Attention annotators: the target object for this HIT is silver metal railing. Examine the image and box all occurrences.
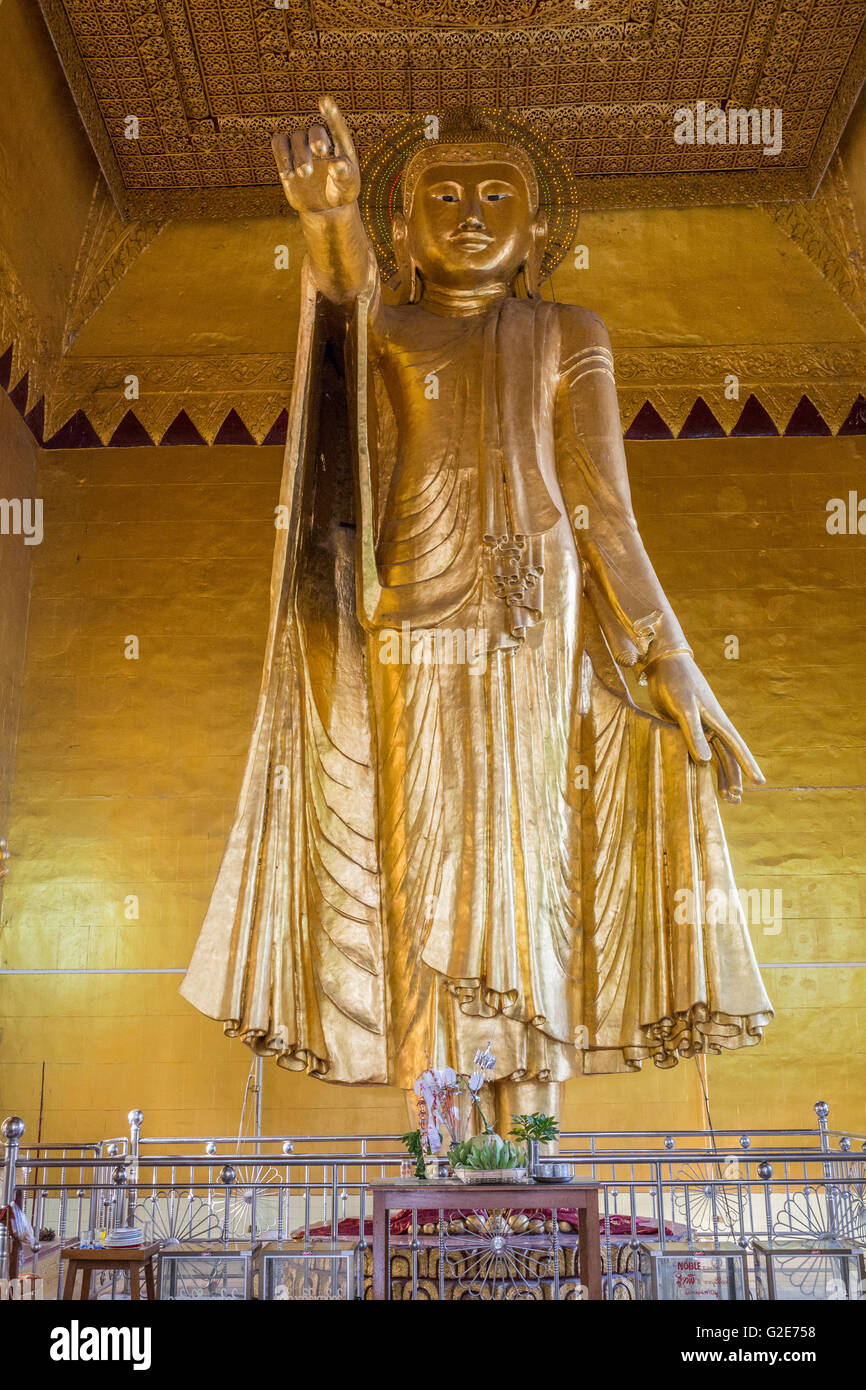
[2,1101,864,1299]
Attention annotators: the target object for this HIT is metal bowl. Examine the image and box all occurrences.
[532,1163,574,1183]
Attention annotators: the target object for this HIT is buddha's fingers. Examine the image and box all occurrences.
[290,130,313,177]
[319,94,358,166]
[271,130,293,183]
[711,738,743,804]
[308,123,333,159]
[679,698,712,764]
[702,706,764,785]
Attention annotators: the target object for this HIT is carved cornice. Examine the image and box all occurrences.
[0,242,54,410]
[766,152,866,330]
[616,342,866,436]
[63,180,167,348]
[0,179,168,419]
[45,353,296,445]
[17,342,863,446]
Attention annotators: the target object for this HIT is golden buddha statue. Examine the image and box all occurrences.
[181,98,772,1129]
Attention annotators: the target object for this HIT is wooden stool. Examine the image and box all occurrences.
[62,1241,160,1300]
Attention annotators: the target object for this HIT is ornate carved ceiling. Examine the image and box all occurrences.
[38,0,866,219]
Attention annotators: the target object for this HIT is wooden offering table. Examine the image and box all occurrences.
[370,1178,602,1301]
[62,1241,160,1300]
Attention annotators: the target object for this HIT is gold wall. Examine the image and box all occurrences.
[631,434,866,1136]
[1,430,863,1141]
[0,0,94,868]
[0,394,38,846]
[0,0,96,351]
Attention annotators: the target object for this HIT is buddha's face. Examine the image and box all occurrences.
[400,158,543,291]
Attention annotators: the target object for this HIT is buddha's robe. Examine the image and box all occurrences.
[181,266,772,1085]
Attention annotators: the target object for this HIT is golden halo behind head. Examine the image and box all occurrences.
[359,108,579,283]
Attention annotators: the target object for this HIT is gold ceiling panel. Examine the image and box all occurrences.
[37,0,866,219]
[283,1,645,30]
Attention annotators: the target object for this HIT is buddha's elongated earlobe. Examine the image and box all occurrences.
[394,245,420,304]
[516,211,548,299]
[514,259,538,299]
[407,259,421,304]
[392,212,421,304]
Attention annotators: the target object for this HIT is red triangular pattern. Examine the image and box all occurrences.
[8,371,29,416]
[160,410,207,446]
[214,408,256,446]
[678,397,726,439]
[25,396,45,445]
[108,411,155,447]
[837,395,866,435]
[0,344,13,393]
[263,409,288,446]
[784,395,831,437]
[731,394,779,437]
[45,411,104,449]
[625,401,674,440]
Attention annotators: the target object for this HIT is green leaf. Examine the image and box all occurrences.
[509,1111,561,1148]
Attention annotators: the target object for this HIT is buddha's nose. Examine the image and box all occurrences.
[460,197,485,229]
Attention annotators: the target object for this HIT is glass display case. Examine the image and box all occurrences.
[751,1238,866,1300]
[158,1242,261,1300]
[257,1241,358,1301]
[635,1241,749,1301]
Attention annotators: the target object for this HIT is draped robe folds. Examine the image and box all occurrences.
[180,261,773,1086]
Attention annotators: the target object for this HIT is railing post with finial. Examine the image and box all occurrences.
[126,1109,143,1228]
[814,1100,839,1236]
[1,1117,25,1282]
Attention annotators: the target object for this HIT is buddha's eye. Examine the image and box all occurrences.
[483,192,510,202]
[434,192,459,202]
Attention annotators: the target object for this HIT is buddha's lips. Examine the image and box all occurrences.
[450,231,493,249]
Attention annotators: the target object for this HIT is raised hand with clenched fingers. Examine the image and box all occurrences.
[271,95,361,216]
